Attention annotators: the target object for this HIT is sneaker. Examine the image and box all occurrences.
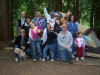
[39,58,42,61]
[33,59,37,61]
[81,57,84,60]
[51,59,54,62]
[72,55,75,58]
[47,56,50,60]
[76,57,79,61]
[42,59,45,61]
[15,58,19,62]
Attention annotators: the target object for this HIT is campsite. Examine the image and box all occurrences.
[0,0,100,75]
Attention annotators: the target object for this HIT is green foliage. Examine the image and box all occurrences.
[12,0,92,37]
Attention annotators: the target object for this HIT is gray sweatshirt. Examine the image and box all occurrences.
[57,30,73,50]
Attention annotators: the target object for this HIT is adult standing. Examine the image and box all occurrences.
[32,11,46,31]
[42,2,56,28]
[16,12,26,35]
[66,15,78,58]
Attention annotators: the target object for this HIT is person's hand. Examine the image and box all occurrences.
[23,47,26,50]
[21,46,26,50]
[42,43,45,45]
[65,46,70,50]
[42,1,45,8]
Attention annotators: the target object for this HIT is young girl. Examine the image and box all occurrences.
[75,32,85,61]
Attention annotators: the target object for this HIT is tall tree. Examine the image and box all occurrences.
[0,0,13,41]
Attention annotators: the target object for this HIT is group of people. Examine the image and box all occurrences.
[14,2,91,64]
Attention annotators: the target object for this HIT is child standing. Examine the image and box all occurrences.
[75,32,85,61]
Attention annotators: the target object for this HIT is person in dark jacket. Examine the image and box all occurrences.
[54,18,62,60]
[42,27,55,61]
[16,12,25,35]
[14,29,29,62]
[21,16,31,38]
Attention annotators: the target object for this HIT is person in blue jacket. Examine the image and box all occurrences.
[66,15,78,58]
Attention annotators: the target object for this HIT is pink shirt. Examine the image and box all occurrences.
[31,22,41,39]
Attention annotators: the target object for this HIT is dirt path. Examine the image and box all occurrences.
[0,49,100,75]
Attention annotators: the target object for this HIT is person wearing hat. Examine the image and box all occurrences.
[57,24,73,64]
[42,1,56,28]
[14,29,29,62]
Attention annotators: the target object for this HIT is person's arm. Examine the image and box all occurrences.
[41,28,47,44]
[67,33,73,47]
[41,19,46,31]
[16,21,19,35]
[29,28,33,40]
[57,34,66,48]
[66,21,69,31]
[75,22,78,32]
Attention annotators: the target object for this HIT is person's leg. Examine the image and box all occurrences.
[31,40,36,60]
[80,47,84,57]
[36,41,42,59]
[14,45,19,61]
[54,38,58,59]
[60,50,67,62]
[14,45,19,58]
[76,47,79,60]
[72,40,75,58]
[49,44,55,60]
[43,44,49,60]
[83,48,85,57]
[67,47,72,60]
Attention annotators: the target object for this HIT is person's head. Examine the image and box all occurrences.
[21,12,25,18]
[78,32,83,38]
[50,27,54,32]
[55,18,61,25]
[26,16,31,24]
[69,15,76,22]
[74,32,79,38]
[50,11,55,19]
[65,11,72,19]
[36,11,41,18]
[46,23,51,29]
[29,22,35,28]
[20,29,25,37]
[61,24,67,32]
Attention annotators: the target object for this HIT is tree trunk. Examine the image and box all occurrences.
[0,0,14,41]
[94,0,100,39]
[76,0,79,22]
[90,0,94,28]
[73,0,76,18]
[66,0,71,12]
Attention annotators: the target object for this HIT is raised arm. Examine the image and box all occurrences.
[42,2,50,20]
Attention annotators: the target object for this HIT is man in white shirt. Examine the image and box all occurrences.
[42,2,56,28]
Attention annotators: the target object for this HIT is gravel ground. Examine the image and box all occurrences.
[0,49,100,75]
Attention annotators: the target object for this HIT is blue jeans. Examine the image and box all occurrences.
[43,44,55,59]
[54,38,60,59]
[31,38,42,59]
[60,47,72,62]
[71,40,74,54]
[83,48,85,57]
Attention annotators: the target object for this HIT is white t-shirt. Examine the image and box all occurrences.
[77,38,84,47]
[44,8,56,28]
